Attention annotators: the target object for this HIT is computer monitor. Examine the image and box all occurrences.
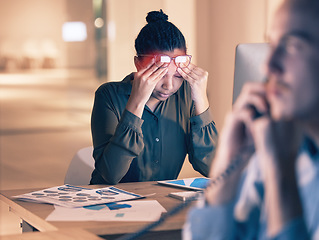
[233,43,270,103]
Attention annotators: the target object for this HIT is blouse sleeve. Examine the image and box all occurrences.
[187,108,218,176]
[91,86,144,184]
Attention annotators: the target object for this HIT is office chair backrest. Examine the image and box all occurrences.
[233,43,270,103]
[64,146,95,185]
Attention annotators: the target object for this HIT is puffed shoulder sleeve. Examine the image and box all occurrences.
[91,84,145,184]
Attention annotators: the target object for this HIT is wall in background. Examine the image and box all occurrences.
[0,0,95,69]
[267,0,285,34]
[64,0,96,68]
[195,0,268,130]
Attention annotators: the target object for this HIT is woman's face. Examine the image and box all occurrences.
[136,48,186,101]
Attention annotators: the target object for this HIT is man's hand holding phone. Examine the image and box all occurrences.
[206,82,269,205]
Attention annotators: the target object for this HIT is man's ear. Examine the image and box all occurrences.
[134,56,142,71]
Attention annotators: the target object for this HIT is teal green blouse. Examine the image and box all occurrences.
[90,73,218,185]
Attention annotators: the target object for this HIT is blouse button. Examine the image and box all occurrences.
[155,137,160,142]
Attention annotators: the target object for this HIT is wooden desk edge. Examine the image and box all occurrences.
[0,228,104,240]
[0,193,57,232]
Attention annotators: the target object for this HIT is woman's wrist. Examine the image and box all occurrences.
[126,97,146,118]
[194,97,210,115]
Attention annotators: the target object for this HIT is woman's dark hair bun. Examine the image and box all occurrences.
[135,8,186,55]
[146,9,168,23]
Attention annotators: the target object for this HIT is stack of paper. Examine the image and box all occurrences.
[13,184,167,222]
[13,184,144,208]
[46,200,167,222]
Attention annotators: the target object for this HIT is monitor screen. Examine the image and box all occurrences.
[233,43,270,103]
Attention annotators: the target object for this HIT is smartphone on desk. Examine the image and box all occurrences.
[168,191,200,202]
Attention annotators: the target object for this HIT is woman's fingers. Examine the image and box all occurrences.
[136,59,167,84]
[178,63,206,81]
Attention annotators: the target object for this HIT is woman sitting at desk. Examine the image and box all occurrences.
[90,10,217,185]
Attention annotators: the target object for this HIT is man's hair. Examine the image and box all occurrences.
[134,9,187,55]
[284,0,319,20]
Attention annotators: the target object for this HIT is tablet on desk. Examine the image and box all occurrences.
[157,177,210,191]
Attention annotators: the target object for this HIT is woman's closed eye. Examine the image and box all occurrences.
[174,75,183,79]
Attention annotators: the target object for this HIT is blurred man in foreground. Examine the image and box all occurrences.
[184,0,319,239]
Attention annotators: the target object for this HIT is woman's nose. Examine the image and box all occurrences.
[161,64,177,90]
[162,76,173,90]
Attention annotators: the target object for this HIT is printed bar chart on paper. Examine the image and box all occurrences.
[13,184,144,208]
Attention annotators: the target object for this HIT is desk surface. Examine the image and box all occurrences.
[0,181,193,237]
[0,228,104,240]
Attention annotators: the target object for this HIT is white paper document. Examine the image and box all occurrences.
[13,185,144,208]
[45,200,166,222]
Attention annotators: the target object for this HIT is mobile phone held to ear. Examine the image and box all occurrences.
[251,106,264,120]
[250,95,270,120]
